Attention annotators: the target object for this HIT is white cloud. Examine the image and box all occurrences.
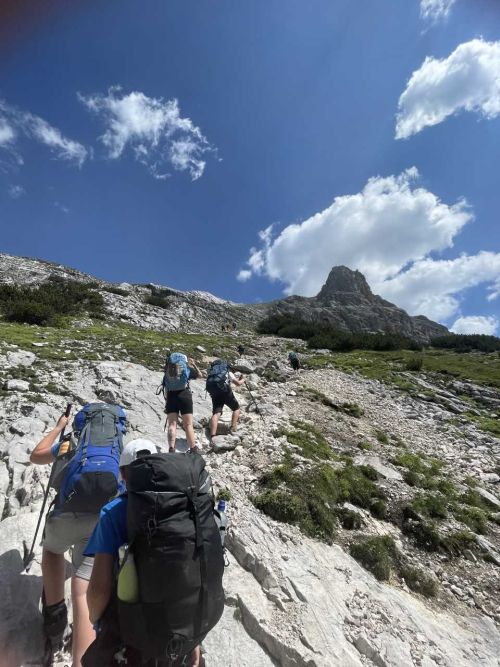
[79,87,214,180]
[0,119,15,146]
[396,39,500,139]
[372,252,500,321]
[237,168,500,323]
[451,315,499,336]
[237,269,252,283]
[8,184,25,198]
[0,100,87,168]
[420,0,456,23]
[26,116,87,166]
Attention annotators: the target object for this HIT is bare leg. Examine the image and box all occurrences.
[42,549,65,605]
[209,412,220,438]
[231,409,240,432]
[181,413,197,449]
[167,413,178,450]
[71,576,95,667]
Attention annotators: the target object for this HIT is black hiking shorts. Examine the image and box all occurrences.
[165,388,193,415]
[210,389,239,415]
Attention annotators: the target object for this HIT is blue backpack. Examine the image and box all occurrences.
[162,352,190,392]
[52,403,126,513]
[206,360,231,394]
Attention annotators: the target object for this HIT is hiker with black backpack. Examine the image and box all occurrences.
[159,350,201,453]
[206,360,245,441]
[82,441,224,666]
[288,350,300,371]
[29,403,127,667]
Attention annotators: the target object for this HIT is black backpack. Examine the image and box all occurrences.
[118,453,225,663]
[205,360,230,394]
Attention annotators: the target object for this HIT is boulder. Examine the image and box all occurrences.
[476,487,500,510]
[211,435,240,452]
[5,351,36,367]
[232,359,256,374]
[4,379,30,393]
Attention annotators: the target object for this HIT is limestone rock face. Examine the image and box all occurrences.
[0,252,447,340]
[263,265,447,341]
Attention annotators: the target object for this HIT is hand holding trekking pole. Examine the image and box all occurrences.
[24,403,72,571]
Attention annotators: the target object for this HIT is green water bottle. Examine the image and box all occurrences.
[117,545,140,603]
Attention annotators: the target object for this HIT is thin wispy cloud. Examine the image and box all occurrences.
[0,99,88,168]
[54,201,70,214]
[420,0,456,23]
[7,184,25,198]
[237,168,500,324]
[79,87,214,180]
[396,39,500,139]
[451,315,498,336]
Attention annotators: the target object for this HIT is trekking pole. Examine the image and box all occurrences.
[24,403,72,572]
[245,383,266,425]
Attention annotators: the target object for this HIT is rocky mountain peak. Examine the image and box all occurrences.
[317,266,373,301]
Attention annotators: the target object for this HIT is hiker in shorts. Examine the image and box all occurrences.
[30,413,96,667]
[163,350,201,453]
[237,344,245,357]
[83,439,205,667]
[207,361,246,440]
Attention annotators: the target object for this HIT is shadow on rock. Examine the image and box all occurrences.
[0,548,45,667]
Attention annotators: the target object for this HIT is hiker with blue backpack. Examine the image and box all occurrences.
[29,403,127,667]
[159,350,201,453]
[82,440,224,666]
[206,360,246,441]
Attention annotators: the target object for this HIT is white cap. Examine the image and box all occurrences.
[119,438,157,467]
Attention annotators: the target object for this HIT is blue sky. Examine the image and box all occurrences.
[0,0,499,334]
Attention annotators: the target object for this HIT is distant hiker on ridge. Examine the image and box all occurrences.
[288,350,300,372]
[159,350,201,453]
[206,360,245,440]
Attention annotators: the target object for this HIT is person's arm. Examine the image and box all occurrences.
[87,553,114,624]
[188,358,201,380]
[231,372,245,387]
[29,414,69,465]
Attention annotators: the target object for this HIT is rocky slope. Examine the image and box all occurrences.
[261,266,448,341]
[0,253,447,340]
[0,327,499,666]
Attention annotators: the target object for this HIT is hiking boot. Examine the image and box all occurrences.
[169,447,176,453]
[188,446,200,454]
[42,598,67,649]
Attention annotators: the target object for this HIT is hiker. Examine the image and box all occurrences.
[206,360,245,440]
[160,350,201,453]
[29,403,126,666]
[237,344,245,357]
[83,440,224,666]
[288,350,300,371]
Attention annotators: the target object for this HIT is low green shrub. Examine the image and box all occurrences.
[217,487,232,502]
[350,535,396,581]
[441,530,477,556]
[400,565,437,597]
[0,279,104,326]
[405,354,424,372]
[374,429,389,444]
[411,493,449,519]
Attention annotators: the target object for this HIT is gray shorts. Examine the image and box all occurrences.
[42,512,97,581]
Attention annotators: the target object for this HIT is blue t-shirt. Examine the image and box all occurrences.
[84,495,128,557]
[51,441,61,457]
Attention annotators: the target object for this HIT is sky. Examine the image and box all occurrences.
[0,0,499,335]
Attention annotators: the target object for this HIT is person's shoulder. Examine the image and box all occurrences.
[100,494,127,519]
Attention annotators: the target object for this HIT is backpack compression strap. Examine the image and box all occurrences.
[185,455,208,640]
